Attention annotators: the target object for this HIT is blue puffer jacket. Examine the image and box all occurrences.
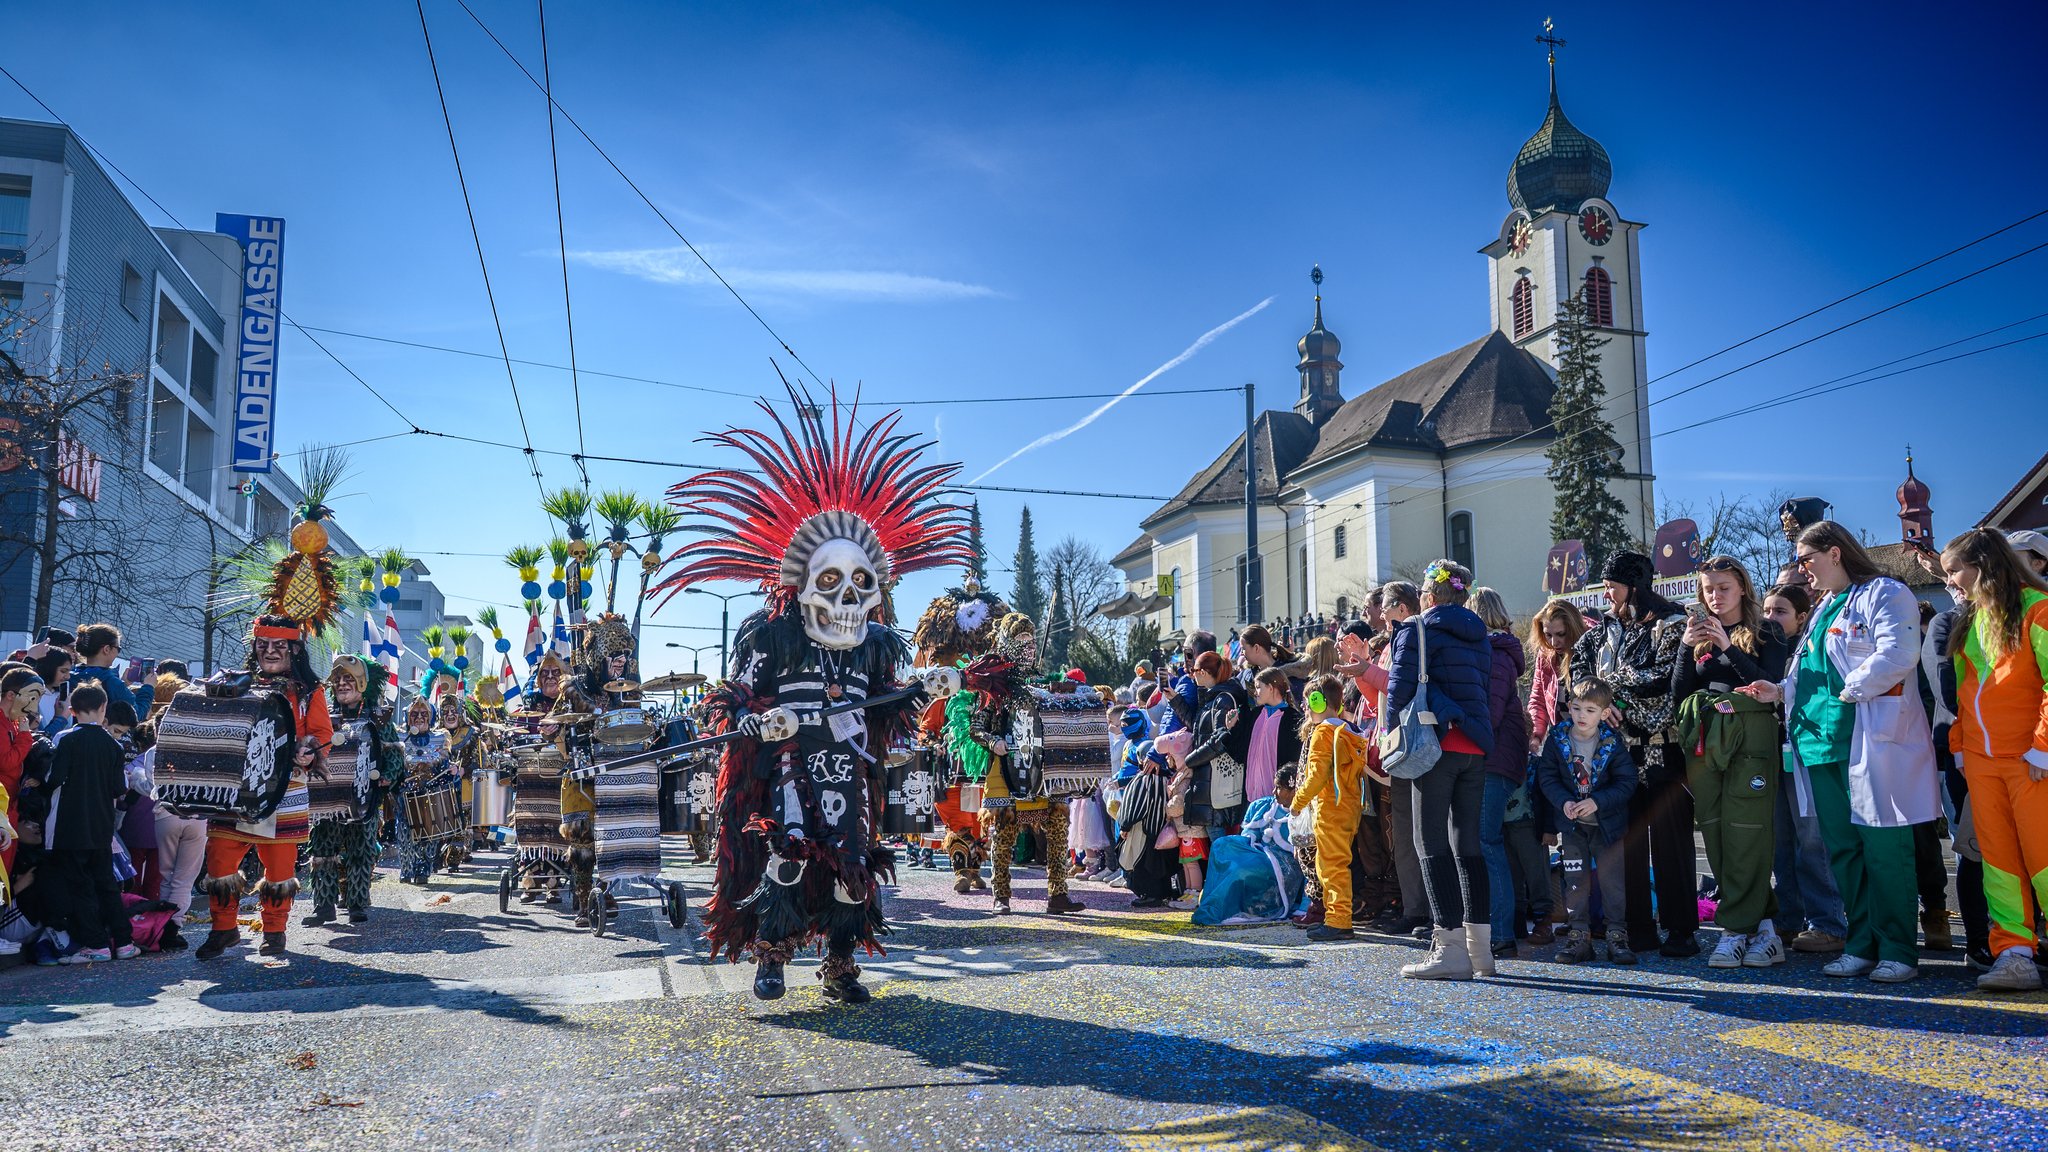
[1386,604,1496,756]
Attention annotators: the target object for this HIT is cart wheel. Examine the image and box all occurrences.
[498,867,514,915]
[665,885,688,930]
[590,887,608,938]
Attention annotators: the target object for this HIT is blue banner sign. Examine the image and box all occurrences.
[216,213,286,474]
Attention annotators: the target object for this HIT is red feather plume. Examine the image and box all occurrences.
[650,384,973,605]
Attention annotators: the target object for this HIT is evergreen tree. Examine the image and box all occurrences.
[1544,288,1634,578]
[967,500,989,585]
[1011,506,1044,622]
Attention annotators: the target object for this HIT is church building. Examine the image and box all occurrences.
[1114,55,1655,631]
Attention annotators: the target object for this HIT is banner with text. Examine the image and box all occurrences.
[216,213,286,474]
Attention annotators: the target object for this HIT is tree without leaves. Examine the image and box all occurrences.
[1011,506,1044,623]
[1043,535,1125,675]
[1660,488,1795,590]
[1544,287,1634,577]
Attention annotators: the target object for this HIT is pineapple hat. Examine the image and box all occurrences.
[264,457,347,637]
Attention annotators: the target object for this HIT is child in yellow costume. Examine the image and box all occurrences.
[1290,674,1368,942]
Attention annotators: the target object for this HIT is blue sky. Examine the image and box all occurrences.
[8,2,2047,666]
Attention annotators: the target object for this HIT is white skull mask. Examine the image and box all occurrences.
[799,536,881,649]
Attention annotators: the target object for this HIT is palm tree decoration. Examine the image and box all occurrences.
[379,547,410,605]
[448,624,473,673]
[546,537,571,603]
[633,500,685,634]
[504,543,544,602]
[595,489,646,612]
[477,605,510,662]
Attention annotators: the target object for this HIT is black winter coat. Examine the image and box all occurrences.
[1386,605,1496,756]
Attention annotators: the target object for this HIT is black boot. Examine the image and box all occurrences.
[753,961,786,1000]
[821,973,872,1004]
[301,903,336,927]
[195,929,241,961]
[258,931,287,957]
[347,905,370,925]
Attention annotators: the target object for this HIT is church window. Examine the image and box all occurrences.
[1333,524,1348,559]
[1584,265,1614,327]
[1449,511,1475,572]
[1511,277,1534,339]
[1170,567,1182,631]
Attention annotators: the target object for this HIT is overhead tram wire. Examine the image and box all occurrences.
[536,0,588,487]
[416,0,551,513]
[0,63,421,435]
[451,0,829,393]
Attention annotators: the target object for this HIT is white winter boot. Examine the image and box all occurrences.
[1466,923,1495,977]
[1399,926,1474,981]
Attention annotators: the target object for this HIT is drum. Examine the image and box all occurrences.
[881,749,939,835]
[404,784,466,842]
[472,767,513,826]
[510,744,570,861]
[595,706,654,746]
[308,717,373,827]
[679,755,717,833]
[155,684,298,821]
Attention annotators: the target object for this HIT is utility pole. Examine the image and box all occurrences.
[1242,382,1264,624]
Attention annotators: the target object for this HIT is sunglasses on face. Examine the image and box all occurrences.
[1794,551,1826,568]
[253,640,292,654]
[1700,558,1744,573]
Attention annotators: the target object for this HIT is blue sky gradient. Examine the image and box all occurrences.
[8,2,2046,660]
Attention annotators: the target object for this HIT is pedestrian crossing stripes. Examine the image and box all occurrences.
[1720,1022,2048,1112]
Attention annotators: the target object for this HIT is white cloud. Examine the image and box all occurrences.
[565,246,997,302]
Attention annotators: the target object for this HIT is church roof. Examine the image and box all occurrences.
[1142,330,1557,528]
[1112,533,1156,568]
[1507,84,1612,214]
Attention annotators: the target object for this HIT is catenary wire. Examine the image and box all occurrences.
[535,0,588,486]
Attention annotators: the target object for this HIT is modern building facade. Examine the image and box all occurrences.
[0,117,434,673]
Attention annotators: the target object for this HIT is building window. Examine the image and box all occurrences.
[0,177,27,256]
[1298,545,1308,609]
[189,337,218,405]
[1511,277,1534,339]
[0,282,21,363]
[155,295,191,388]
[121,264,145,319]
[1169,567,1182,631]
[1449,511,1475,572]
[142,289,227,508]
[149,383,183,475]
[1333,523,1348,559]
[1583,265,1614,327]
[397,598,424,613]
[1335,595,1349,618]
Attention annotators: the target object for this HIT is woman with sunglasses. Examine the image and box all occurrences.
[1739,521,1942,983]
[1940,528,2048,991]
[1673,556,1791,969]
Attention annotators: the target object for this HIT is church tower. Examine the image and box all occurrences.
[1898,448,1934,548]
[1479,25,1654,541]
[1296,265,1343,426]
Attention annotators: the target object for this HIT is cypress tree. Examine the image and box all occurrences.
[1544,288,1634,578]
[967,500,989,584]
[1011,506,1044,622]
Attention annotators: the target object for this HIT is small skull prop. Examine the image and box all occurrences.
[799,537,881,650]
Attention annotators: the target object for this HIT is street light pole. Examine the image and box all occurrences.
[685,587,762,674]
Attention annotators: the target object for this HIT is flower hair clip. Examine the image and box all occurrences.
[1425,565,1466,591]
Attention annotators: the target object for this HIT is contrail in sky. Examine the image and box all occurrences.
[968,296,1275,483]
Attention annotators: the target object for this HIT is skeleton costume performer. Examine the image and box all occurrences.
[961,613,1083,915]
[303,656,403,926]
[913,583,1011,894]
[652,387,972,1003]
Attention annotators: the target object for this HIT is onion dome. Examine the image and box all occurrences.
[1506,78,1611,214]
[1297,265,1340,368]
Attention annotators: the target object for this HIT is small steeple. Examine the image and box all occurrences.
[1508,19,1612,214]
[1898,446,1934,546]
[1296,265,1343,426]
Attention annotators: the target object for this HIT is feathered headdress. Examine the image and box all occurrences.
[650,384,973,612]
[912,584,1011,668]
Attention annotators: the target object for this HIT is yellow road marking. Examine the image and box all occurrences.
[1462,1057,1942,1151]
[1116,1105,1386,1152]
[1721,1022,2048,1112]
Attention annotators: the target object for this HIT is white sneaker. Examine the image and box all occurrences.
[1168,894,1201,911]
[1106,872,1129,889]
[1708,933,1748,968]
[1976,950,2045,992]
[0,938,19,956]
[1869,959,1918,984]
[1822,954,1876,978]
[1742,933,1786,968]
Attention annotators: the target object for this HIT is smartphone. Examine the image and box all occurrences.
[1686,602,1709,621]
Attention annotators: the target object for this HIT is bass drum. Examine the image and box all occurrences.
[881,748,940,836]
[154,684,298,821]
[679,755,717,834]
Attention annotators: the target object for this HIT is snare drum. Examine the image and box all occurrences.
[404,784,466,842]
[594,706,654,746]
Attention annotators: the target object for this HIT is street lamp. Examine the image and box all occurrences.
[684,587,762,672]
[664,641,724,674]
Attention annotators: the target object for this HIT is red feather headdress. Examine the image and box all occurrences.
[650,385,973,608]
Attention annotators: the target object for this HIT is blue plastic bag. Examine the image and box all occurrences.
[1193,835,1303,925]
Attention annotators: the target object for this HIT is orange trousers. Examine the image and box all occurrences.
[205,838,298,933]
[1964,753,2048,956]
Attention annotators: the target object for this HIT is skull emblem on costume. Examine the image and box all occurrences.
[799,536,881,649]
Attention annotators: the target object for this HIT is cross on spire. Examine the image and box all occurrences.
[1537,17,1566,94]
